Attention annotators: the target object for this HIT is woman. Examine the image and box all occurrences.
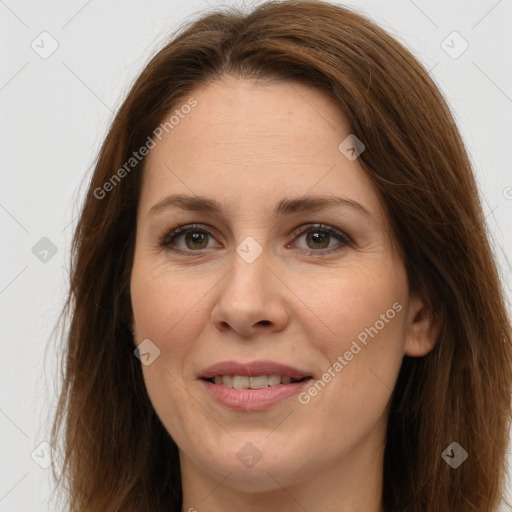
[50,1,512,511]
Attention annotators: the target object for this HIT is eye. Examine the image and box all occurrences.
[159,224,218,255]
[289,223,352,256]
[158,223,352,256]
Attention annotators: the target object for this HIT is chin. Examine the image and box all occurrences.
[205,457,298,493]
[187,440,311,493]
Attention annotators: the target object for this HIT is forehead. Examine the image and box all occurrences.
[139,77,383,223]
[146,77,352,164]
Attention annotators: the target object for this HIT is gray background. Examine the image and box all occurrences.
[1,0,511,510]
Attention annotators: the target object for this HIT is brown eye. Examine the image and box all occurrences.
[160,225,215,253]
[181,231,209,250]
[159,222,352,257]
[290,224,352,256]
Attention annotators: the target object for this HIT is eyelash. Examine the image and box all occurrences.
[157,223,353,257]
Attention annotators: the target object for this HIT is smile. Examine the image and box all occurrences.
[206,374,308,388]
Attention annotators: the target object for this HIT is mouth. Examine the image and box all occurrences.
[201,375,311,388]
[197,361,314,411]
[199,375,313,411]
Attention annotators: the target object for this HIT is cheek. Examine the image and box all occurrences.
[297,274,406,455]
[316,273,406,406]
[293,258,407,357]
[295,261,408,425]
[130,261,208,431]
[130,256,209,344]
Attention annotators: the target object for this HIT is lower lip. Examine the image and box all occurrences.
[200,378,312,411]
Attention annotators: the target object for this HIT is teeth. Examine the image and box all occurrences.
[249,375,268,389]
[267,375,281,386]
[233,376,250,389]
[211,374,300,388]
[222,375,233,387]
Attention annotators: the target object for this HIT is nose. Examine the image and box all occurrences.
[210,249,290,338]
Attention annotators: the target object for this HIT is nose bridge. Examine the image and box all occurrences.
[225,237,271,304]
[211,237,289,334]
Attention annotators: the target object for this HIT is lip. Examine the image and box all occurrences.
[198,360,311,380]
[198,360,313,411]
[200,378,313,411]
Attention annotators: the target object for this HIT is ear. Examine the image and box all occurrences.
[403,293,441,357]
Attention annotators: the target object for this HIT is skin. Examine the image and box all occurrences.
[129,75,440,512]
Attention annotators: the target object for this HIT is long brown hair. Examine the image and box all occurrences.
[49,1,512,510]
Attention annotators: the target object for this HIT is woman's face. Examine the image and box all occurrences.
[130,76,438,498]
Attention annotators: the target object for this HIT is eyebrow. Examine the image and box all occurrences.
[148,193,372,219]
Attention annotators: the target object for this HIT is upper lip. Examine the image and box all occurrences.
[198,360,312,380]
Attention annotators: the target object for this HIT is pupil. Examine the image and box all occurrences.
[308,231,329,249]
[188,232,207,249]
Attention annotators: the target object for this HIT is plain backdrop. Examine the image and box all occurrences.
[1,0,511,510]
